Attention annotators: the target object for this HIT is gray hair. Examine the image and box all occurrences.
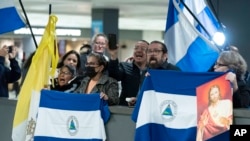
[219,51,247,80]
[91,33,108,46]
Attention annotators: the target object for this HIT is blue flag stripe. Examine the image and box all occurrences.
[40,90,101,111]
[165,0,221,72]
[0,6,25,34]
[34,136,102,141]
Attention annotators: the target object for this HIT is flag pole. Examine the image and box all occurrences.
[207,0,230,48]
[49,4,52,15]
[179,0,212,40]
[18,0,38,48]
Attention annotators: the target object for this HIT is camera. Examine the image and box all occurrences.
[108,33,117,50]
[8,46,13,53]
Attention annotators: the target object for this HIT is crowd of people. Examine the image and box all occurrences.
[1,33,250,109]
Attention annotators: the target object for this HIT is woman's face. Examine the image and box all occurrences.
[63,53,78,68]
[86,56,102,73]
[58,67,73,86]
[93,36,107,53]
[213,59,229,72]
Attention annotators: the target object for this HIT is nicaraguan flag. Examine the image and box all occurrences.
[165,0,222,72]
[132,70,230,141]
[34,90,110,141]
[0,0,25,34]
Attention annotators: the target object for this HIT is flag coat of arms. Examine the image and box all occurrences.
[165,0,222,72]
[0,0,25,34]
[34,90,110,141]
[12,15,59,141]
[132,70,231,141]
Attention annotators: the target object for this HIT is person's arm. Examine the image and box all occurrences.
[225,72,238,92]
[7,46,21,83]
[104,78,119,105]
[7,58,21,83]
[107,46,125,81]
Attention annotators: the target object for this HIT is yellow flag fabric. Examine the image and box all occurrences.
[12,15,59,141]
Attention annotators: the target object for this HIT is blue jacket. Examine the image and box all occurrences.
[0,56,21,97]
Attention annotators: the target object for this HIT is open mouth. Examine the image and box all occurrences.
[58,78,66,85]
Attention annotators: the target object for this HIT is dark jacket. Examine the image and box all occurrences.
[74,75,119,105]
[108,59,147,106]
[156,60,181,71]
[233,79,250,108]
[50,76,83,93]
[0,56,21,97]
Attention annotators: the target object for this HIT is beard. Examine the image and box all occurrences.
[148,57,161,69]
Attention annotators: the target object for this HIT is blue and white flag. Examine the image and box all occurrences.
[132,70,230,141]
[34,90,110,141]
[0,0,25,34]
[165,0,222,72]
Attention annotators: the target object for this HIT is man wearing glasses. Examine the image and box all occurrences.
[147,40,181,70]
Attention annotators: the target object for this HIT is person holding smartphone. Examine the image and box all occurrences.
[0,45,21,98]
[91,33,109,61]
[107,40,149,106]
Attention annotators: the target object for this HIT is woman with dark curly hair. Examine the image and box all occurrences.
[57,50,81,74]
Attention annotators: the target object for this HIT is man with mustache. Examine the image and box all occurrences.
[147,40,181,70]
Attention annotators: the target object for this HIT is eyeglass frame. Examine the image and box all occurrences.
[214,62,228,67]
[85,62,100,67]
[94,42,106,46]
[58,71,72,75]
[146,49,163,55]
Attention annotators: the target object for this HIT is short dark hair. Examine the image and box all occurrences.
[80,44,91,50]
[61,64,76,76]
[88,52,108,72]
[150,40,168,53]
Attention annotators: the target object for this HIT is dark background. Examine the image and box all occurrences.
[209,0,250,69]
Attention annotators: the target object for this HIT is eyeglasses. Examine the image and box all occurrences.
[134,47,147,52]
[85,62,99,67]
[94,42,106,46]
[147,49,163,55]
[215,62,228,67]
[59,71,72,75]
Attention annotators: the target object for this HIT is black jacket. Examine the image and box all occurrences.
[108,59,181,106]
[108,59,147,106]
[154,60,181,71]
[50,75,83,93]
[233,79,250,108]
[0,56,21,97]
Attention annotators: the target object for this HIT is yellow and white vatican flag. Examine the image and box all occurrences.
[12,15,59,141]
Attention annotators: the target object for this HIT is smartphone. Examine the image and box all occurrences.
[8,46,13,53]
[108,33,117,50]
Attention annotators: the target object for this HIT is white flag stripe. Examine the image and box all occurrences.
[34,107,105,139]
[166,13,198,63]
[136,90,197,129]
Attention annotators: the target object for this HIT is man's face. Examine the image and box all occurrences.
[133,41,148,65]
[146,43,167,69]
